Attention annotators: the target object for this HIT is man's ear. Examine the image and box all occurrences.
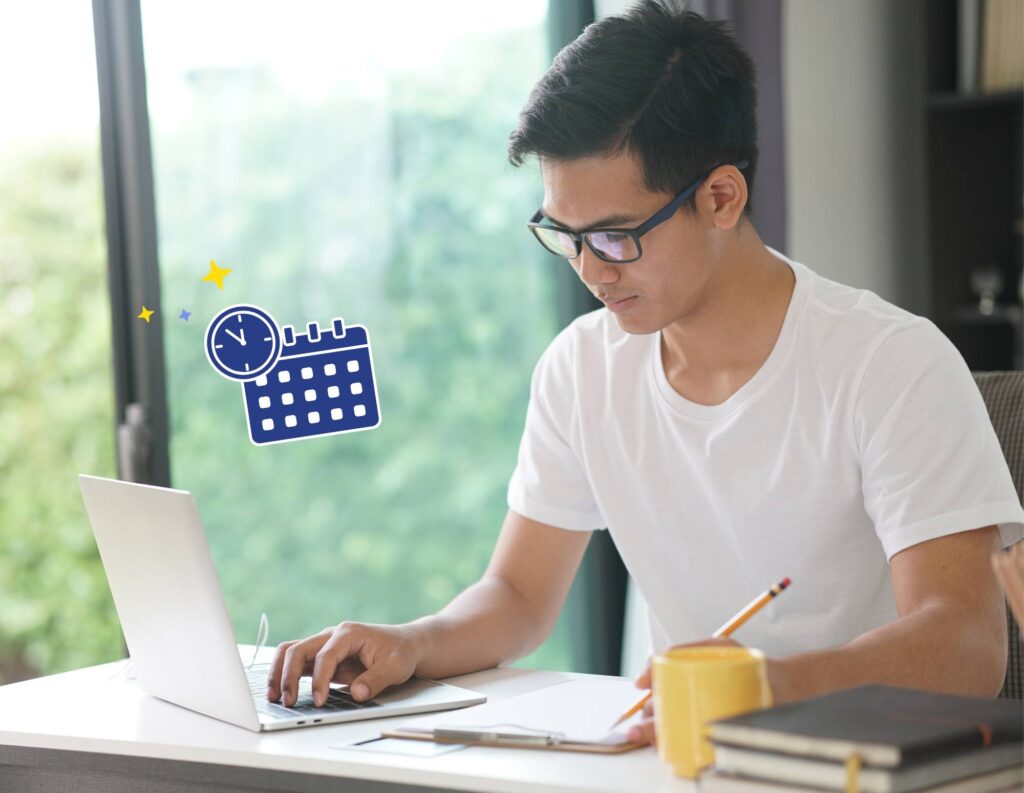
[702,165,748,231]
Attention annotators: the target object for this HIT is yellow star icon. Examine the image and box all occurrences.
[202,259,232,290]
[137,306,155,323]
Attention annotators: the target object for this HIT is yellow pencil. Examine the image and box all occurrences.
[610,576,792,730]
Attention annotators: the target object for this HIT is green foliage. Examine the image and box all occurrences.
[152,25,572,668]
[0,141,123,681]
[0,20,578,682]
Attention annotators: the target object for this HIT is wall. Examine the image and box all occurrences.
[784,0,930,313]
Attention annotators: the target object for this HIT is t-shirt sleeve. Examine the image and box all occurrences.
[506,326,605,531]
[853,318,1024,561]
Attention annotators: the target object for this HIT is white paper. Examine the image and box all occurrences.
[336,737,468,757]
[392,677,644,745]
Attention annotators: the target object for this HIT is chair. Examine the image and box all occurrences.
[972,371,1024,699]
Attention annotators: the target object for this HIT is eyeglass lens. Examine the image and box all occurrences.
[534,226,641,262]
[586,231,639,262]
[533,226,579,258]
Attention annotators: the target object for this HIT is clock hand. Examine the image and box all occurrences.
[224,328,247,346]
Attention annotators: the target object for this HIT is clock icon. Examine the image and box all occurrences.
[205,304,282,381]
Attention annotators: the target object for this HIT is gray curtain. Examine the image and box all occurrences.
[687,0,787,254]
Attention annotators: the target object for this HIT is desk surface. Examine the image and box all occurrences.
[0,648,761,793]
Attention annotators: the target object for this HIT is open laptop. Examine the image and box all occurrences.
[78,474,485,732]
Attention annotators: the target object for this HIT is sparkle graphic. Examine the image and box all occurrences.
[179,309,192,321]
[137,306,155,323]
[202,259,232,290]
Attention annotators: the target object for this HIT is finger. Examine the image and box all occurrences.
[348,653,411,702]
[266,640,298,702]
[669,636,740,651]
[280,635,326,707]
[993,552,1010,588]
[993,557,1012,607]
[331,657,366,686]
[312,626,363,707]
[627,717,656,746]
[995,552,1024,626]
[635,662,651,689]
[994,553,1023,605]
[1004,551,1024,595]
[642,699,654,717]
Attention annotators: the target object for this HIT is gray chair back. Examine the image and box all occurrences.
[972,371,1023,699]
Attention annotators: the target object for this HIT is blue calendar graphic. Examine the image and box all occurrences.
[241,317,381,445]
[241,317,381,446]
[204,305,381,445]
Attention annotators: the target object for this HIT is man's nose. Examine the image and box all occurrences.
[574,246,619,287]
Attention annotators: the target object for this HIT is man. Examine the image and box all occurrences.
[267,1,1024,745]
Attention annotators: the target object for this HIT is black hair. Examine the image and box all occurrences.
[508,0,758,217]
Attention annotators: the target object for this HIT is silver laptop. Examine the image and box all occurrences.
[79,474,486,732]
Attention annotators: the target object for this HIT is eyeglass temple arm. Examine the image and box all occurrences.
[634,158,750,235]
[529,158,748,235]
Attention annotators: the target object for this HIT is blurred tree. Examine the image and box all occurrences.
[0,142,122,682]
[0,14,575,683]
[153,24,572,668]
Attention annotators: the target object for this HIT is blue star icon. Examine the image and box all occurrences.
[179,309,192,321]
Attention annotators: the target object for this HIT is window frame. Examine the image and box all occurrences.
[92,0,171,487]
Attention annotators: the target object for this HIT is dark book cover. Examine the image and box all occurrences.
[708,685,1024,767]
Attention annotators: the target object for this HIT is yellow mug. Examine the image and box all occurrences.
[651,646,772,778]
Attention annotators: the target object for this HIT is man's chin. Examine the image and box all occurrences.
[609,310,661,336]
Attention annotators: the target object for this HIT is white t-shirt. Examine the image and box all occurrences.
[507,247,1024,658]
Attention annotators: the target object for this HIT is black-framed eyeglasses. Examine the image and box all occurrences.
[527,159,749,263]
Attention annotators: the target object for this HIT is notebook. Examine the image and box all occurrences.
[707,684,1023,767]
[711,742,1023,793]
[382,677,646,753]
[701,764,1024,793]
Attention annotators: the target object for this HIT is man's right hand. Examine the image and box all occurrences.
[266,621,424,707]
[264,510,590,709]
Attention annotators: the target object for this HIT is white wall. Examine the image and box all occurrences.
[784,0,929,313]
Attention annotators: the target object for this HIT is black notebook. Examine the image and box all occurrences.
[711,742,1022,793]
[702,763,1024,793]
[707,684,1024,768]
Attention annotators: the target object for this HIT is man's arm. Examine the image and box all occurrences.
[267,509,591,707]
[628,525,1008,745]
[410,509,592,678]
[768,524,1007,703]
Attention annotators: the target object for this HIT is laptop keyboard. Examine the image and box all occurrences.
[246,664,379,720]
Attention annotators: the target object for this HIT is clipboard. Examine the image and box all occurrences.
[380,726,641,754]
[381,678,646,754]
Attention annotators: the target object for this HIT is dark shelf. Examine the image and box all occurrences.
[927,88,1023,111]
[952,304,1024,326]
[924,0,1023,372]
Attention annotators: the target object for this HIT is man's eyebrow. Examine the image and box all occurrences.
[541,209,640,231]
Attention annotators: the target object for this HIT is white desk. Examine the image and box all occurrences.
[0,648,762,793]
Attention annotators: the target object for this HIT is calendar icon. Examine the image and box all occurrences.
[241,317,381,446]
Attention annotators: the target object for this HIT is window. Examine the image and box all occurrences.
[140,2,570,668]
[0,4,120,682]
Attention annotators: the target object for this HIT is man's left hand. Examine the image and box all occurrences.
[627,636,744,746]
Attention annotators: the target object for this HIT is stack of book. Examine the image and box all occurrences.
[701,685,1023,793]
[958,0,1024,93]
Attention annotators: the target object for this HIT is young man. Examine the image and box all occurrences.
[266,1,1024,744]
